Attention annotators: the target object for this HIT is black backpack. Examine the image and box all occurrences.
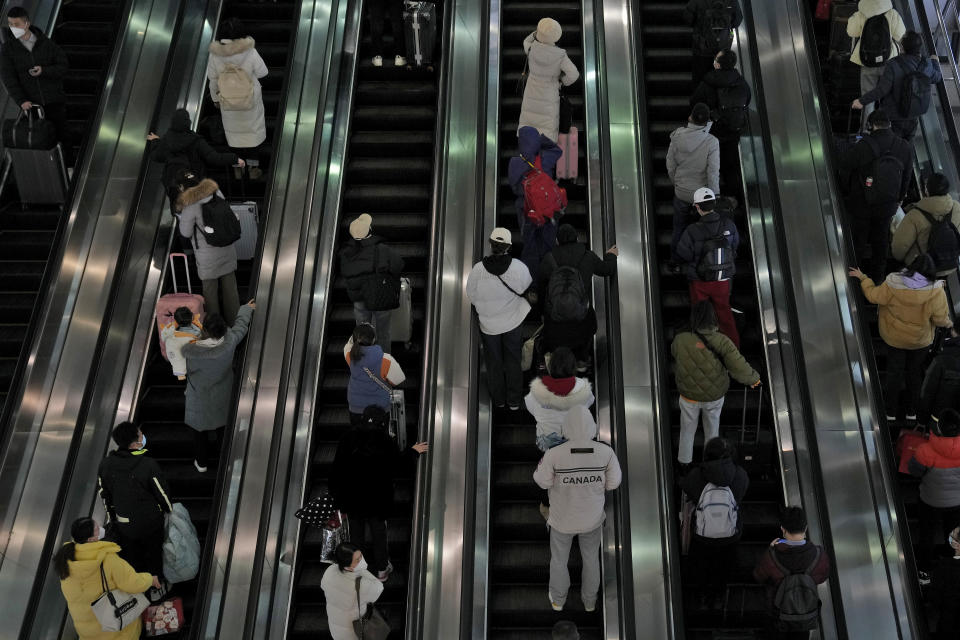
[198,194,242,247]
[859,14,891,67]
[547,265,589,322]
[916,206,960,271]
[861,136,905,206]
[715,81,750,133]
[694,1,734,54]
[898,58,933,119]
[770,547,823,631]
[696,221,736,281]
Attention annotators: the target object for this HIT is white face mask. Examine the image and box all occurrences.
[352,557,367,573]
[97,526,106,541]
[9,26,26,38]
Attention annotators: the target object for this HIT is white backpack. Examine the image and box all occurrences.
[217,63,255,111]
[694,482,739,538]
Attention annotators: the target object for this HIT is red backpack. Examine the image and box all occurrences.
[522,156,567,225]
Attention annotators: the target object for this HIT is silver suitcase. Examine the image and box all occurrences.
[231,201,258,260]
[0,144,68,205]
[390,277,412,344]
[390,389,406,450]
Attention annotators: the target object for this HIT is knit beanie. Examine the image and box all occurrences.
[537,18,562,45]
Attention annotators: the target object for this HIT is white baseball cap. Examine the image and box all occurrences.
[490,227,512,244]
[693,187,716,204]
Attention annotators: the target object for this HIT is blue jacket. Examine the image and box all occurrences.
[508,126,562,224]
[676,211,740,281]
[347,345,390,414]
[860,54,943,122]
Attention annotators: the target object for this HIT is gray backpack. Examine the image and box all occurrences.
[770,546,822,631]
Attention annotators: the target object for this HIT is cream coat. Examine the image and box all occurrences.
[518,32,579,143]
[207,37,268,149]
[320,564,384,640]
[847,0,906,66]
[525,377,594,440]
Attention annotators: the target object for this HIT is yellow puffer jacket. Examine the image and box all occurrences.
[59,541,153,640]
[859,272,952,349]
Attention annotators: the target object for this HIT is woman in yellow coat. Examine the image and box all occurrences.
[54,517,160,640]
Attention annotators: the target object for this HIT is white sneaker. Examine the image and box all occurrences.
[584,601,596,612]
[194,460,208,473]
[394,55,406,66]
[377,561,394,582]
[549,590,563,611]
[372,55,383,67]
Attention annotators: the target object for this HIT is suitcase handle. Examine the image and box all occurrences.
[168,253,193,294]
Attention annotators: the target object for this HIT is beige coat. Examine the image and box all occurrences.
[846,0,906,66]
[518,32,579,143]
[891,194,960,275]
[207,37,268,148]
[859,272,952,349]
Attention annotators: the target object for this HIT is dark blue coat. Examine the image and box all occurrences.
[676,211,740,281]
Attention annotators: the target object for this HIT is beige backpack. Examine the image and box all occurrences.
[217,63,254,111]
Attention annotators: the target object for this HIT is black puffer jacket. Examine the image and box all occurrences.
[0,26,67,106]
[537,226,616,300]
[837,128,912,214]
[339,236,404,303]
[329,425,417,518]
[690,68,752,142]
[97,449,172,536]
[149,109,238,177]
[919,336,960,425]
[682,0,744,56]
[680,456,749,544]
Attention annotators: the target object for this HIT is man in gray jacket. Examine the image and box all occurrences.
[534,406,622,612]
[667,103,720,266]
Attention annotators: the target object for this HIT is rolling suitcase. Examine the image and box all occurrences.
[403,1,437,67]
[156,253,205,360]
[390,389,407,449]
[231,201,259,260]
[556,126,578,180]
[0,144,68,205]
[390,277,412,344]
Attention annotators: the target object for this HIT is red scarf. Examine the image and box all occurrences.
[542,375,576,396]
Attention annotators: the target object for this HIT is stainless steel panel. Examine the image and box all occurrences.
[0,1,181,635]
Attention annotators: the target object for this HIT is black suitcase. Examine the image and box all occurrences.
[2,106,56,150]
[403,1,437,67]
[0,144,69,205]
[829,2,858,55]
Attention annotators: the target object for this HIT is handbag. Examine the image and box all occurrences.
[361,246,402,311]
[320,512,350,564]
[352,576,391,639]
[521,324,543,371]
[141,595,185,636]
[2,105,56,150]
[896,427,928,474]
[295,493,338,527]
[91,563,151,632]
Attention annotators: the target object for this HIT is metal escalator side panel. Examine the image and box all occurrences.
[0,0,182,635]
[753,0,923,637]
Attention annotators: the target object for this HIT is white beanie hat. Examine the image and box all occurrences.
[536,18,562,45]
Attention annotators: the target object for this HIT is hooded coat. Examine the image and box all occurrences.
[680,456,749,544]
[320,563,384,640]
[666,122,720,203]
[675,210,740,281]
[836,128,913,215]
[918,336,960,425]
[181,304,253,431]
[525,376,595,440]
[509,126,562,222]
[689,68,752,142]
[909,432,960,508]
[892,195,960,275]
[753,540,831,610]
[465,254,532,335]
[846,0,906,67]
[533,406,622,534]
[671,327,760,402]
[59,541,154,640]
[339,236,405,304]
[858,271,952,350]
[149,109,238,176]
[207,37,268,149]
[537,224,617,300]
[330,424,417,517]
[176,179,238,281]
[518,32,580,143]
[859,54,942,123]
[0,26,67,106]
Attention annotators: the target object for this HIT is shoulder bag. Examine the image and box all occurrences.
[91,562,150,632]
[352,576,390,639]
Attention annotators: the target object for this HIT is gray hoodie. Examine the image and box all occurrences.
[666,122,720,203]
[533,406,622,534]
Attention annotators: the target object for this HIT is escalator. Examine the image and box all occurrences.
[286,12,440,639]
[132,1,298,630]
[487,2,601,638]
[0,0,126,414]
[637,1,782,636]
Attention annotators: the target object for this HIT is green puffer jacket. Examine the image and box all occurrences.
[672,329,760,402]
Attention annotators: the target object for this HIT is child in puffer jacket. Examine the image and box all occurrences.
[525,347,594,452]
[160,306,202,380]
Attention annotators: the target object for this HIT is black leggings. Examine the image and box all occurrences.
[193,426,224,467]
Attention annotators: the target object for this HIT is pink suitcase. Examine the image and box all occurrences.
[556,126,578,180]
[156,253,204,360]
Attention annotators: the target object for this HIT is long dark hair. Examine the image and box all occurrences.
[334,542,361,571]
[350,324,377,363]
[52,517,96,580]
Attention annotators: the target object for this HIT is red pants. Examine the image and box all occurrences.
[689,280,739,347]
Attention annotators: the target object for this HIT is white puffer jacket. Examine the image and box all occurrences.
[320,564,384,640]
[207,37,268,148]
[518,31,579,143]
[525,376,594,440]
[847,0,906,66]
[162,503,200,584]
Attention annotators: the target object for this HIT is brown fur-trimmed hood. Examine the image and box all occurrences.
[175,179,219,212]
[209,37,255,57]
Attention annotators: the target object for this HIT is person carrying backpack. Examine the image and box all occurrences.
[509,126,565,280]
[753,507,831,639]
[918,327,960,428]
[846,0,906,129]
[683,0,744,86]
[175,170,242,323]
[853,31,941,141]
[837,109,913,282]
[690,49,751,200]
[892,173,960,277]
[207,18,269,176]
[676,188,741,346]
[680,437,749,607]
[672,301,761,466]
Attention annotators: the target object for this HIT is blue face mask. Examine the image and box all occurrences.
[140,434,146,449]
